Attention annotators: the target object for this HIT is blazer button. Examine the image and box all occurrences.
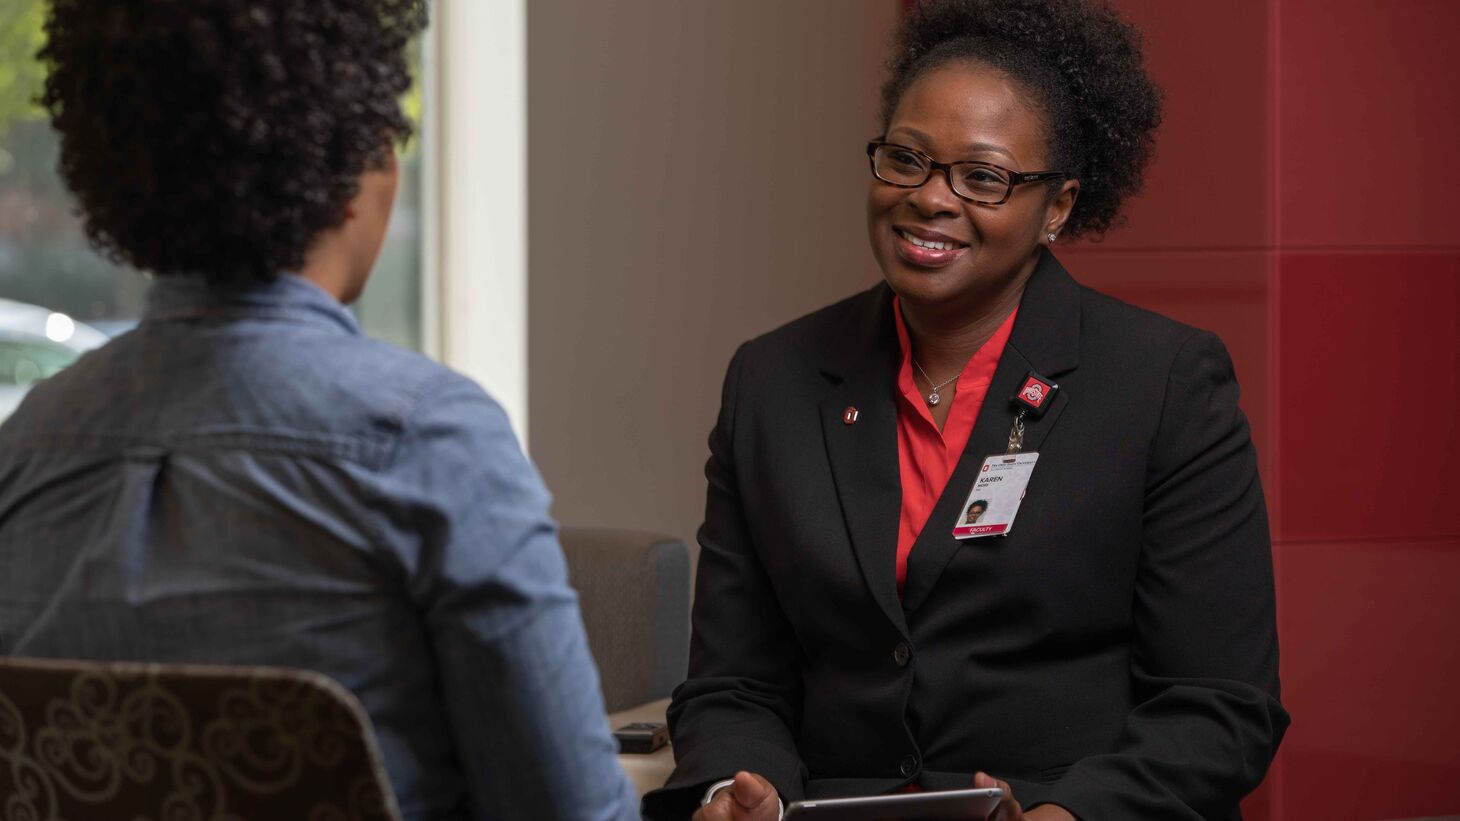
[900,754,918,777]
[892,642,910,667]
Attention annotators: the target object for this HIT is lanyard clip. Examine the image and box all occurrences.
[1006,410,1026,454]
[1007,371,1058,454]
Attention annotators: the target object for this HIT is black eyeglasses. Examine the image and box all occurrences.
[867,140,1067,205]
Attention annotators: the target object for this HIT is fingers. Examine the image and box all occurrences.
[729,771,781,820]
[693,772,781,821]
[975,771,1023,821]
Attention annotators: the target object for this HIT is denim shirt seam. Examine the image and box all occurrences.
[374,369,474,472]
[141,305,359,335]
[0,429,393,469]
[351,370,472,587]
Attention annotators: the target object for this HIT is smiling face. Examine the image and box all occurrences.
[867,61,1077,313]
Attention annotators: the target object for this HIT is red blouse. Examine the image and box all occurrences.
[892,297,1018,593]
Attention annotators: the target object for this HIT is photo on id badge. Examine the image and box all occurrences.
[953,452,1040,539]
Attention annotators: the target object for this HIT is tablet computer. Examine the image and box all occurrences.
[783,787,1003,820]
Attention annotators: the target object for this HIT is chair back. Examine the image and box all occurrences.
[559,527,692,713]
[0,656,401,820]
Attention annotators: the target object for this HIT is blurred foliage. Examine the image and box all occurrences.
[401,37,423,156]
[0,0,45,133]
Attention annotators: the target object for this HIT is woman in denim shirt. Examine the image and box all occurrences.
[0,2,637,819]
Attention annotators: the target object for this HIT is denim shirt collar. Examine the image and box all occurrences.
[143,273,361,335]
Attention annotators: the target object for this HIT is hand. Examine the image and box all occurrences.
[693,771,781,821]
[975,771,1077,821]
[976,771,1024,821]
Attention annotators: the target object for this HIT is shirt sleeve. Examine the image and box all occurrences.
[374,373,639,821]
[1036,331,1289,820]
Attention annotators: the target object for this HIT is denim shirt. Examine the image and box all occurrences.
[0,275,639,821]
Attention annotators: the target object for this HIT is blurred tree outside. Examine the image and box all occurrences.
[0,0,44,130]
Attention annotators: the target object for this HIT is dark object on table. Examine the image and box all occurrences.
[614,721,669,754]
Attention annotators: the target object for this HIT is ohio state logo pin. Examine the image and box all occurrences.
[1020,381,1047,406]
[1012,371,1058,417]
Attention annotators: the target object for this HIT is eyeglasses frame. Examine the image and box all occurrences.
[866,139,1068,206]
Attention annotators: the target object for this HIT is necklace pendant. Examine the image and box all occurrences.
[928,391,941,406]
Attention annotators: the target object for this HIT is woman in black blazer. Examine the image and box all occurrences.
[646,2,1287,819]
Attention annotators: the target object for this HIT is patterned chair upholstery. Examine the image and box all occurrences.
[0,657,401,821]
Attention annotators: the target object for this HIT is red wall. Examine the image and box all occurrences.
[1267,1,1460,818]
[902,1,1460,818]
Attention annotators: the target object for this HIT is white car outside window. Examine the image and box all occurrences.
[0,299,110,422]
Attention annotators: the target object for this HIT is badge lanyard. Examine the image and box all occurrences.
[953,371,1058,540]
[1006,411,1027,454]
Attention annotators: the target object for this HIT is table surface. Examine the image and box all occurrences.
[609,697,676,796]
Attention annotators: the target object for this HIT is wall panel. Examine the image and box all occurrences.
[1075,0,1272,250]
[1270,0,1460,815]
[1276,0,1460,248]
[528,0,897,544]
[1277,539,1460,819]
[1275,252,1460,543]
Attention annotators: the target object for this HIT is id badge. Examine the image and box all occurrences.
[952,452,1039,539]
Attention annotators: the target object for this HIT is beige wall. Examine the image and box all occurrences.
[528,1,899,546]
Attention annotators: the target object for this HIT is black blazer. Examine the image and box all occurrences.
[644,251,1288,820]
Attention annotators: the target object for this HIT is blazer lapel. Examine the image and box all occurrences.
[819,285,909,637]
[900,250,1083,617]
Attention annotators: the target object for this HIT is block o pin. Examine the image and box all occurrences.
[1012,371,1058,418]
[843,406,859,425]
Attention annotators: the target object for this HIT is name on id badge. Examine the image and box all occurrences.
[952,452,1039,539]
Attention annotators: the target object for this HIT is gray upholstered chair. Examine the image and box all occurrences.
[0,657,400,820]
[560,527,692,795]
[559,527,692,714]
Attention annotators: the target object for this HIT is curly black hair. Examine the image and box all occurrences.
[40,0,427,284]
[883,0,1161,239]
